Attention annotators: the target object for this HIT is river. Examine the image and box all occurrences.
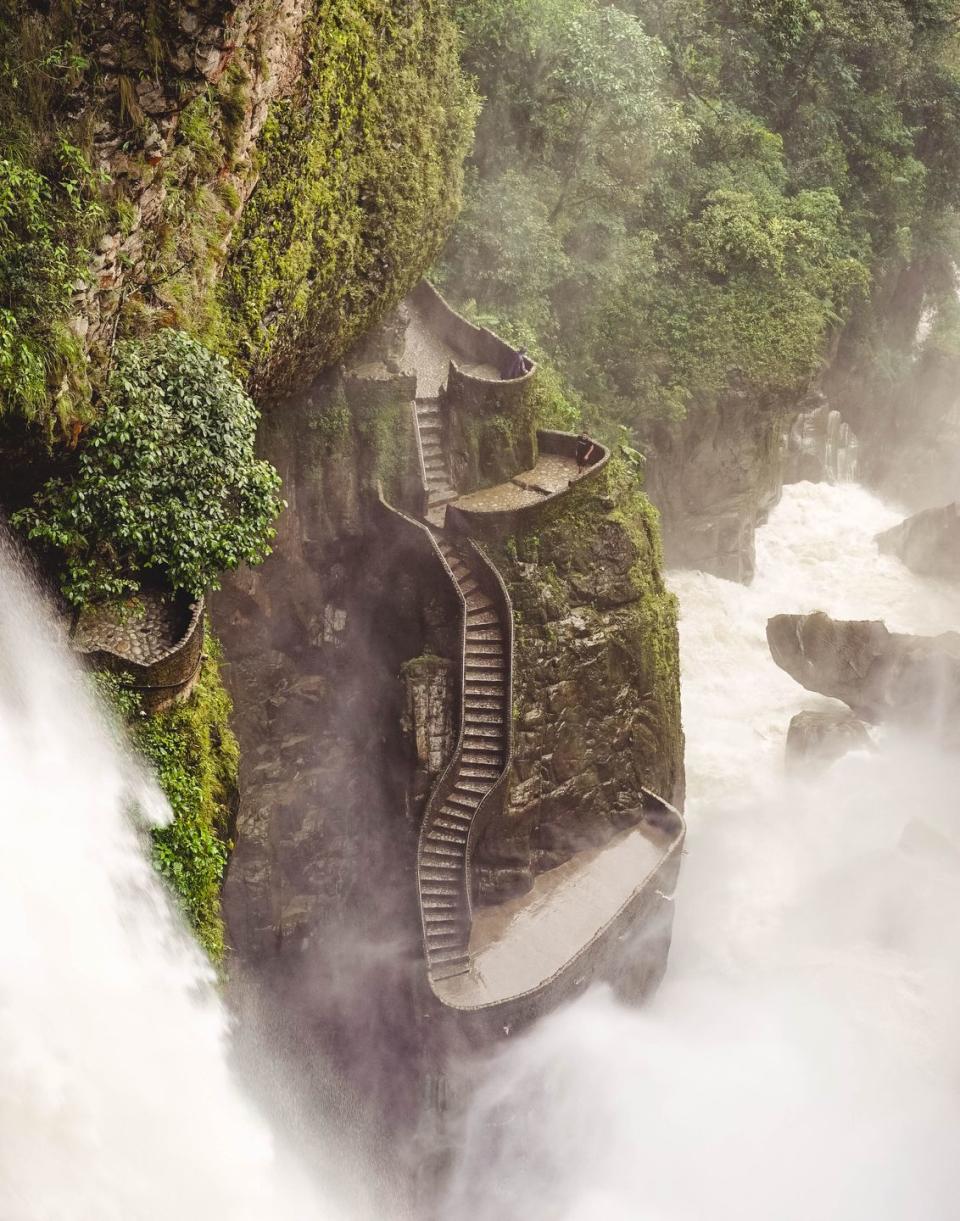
[443,479,960,1221]
[2,477,959,1220]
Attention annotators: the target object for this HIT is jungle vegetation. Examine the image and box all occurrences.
[439,0,960,433]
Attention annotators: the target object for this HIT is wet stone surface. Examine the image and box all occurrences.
[72,590,189,665]
[451,455,583,514]
[401,301,499,397]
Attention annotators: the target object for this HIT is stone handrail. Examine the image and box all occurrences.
[374,490,473,969]
[461,537,514,909]
[408,280,537,385]
[435,790,685,1022]
[72,593,205,715]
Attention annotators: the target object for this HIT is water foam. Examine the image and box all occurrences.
[0,549,342,1221]
[444,480,960,1221]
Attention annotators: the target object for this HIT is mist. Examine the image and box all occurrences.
[440,480,960,1221]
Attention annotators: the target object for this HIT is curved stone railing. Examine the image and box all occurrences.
[376,490,514,982]
[433,790,684,1024]
[444,429,611,538]
[72,592,205,715]
[408,280,537,387]
[393,301,684,1022]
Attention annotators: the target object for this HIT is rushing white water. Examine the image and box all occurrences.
[0,549,343,1221]
[444,480,960,1221]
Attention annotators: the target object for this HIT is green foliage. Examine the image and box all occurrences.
[443,0,960,430]
[0,22,103,429]
[14,330,282,605]
[95,642,238,961]
[219,0,477,394]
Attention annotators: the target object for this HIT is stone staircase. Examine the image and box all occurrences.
[418,533,510,980]
[416,398,458,527]
[411,392,512,981]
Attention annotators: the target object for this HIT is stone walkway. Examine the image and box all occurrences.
[401,299,499,397]
[433,821,671,1007]
[72,590,190,665]
[450,454,582,514]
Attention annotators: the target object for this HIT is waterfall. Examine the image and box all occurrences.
[0,545,345,1221]
[443,480,960,1221]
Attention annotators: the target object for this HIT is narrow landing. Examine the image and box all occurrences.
[433,820,673,1008]
[450,453,583,516]
[402,298,500,397]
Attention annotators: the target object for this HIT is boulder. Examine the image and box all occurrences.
[876,502,960,580]
[785,709,873,774]
[767,611,960,745]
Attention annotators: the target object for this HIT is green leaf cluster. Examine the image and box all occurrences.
[14,330,282,605]
[95,641,239,962]
[442,0,960,429]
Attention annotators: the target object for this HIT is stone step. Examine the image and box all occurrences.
[419,418,441,432]
[465,684,504,700]
[422,898,460,910]
[431,960,470,981]
[426,931,466,949]
[463,723,503,740]
[460,764,501,781]
[466,643,504,657]
[427,828,468,845]
[460,763,501,780]
[465,673,505,688]
[421,881,460,894]
[458,576,479,595]
[466,628,502,643]
[465,594,494,614]
[464,655,503,671]
[466,609,499,626]
[455,778,491,796]
[461,742,505,761]
[423,453,446,467]
[464,714,504,729]
[422,842,463,859]
[465,696,502,711]
[434,816,472,834]
[429,947,471,966]
[423,910,462,924]
[447,793,479,814]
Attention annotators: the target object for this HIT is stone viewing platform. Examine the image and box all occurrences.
[71,589,205,714]
[434,802,682,1011]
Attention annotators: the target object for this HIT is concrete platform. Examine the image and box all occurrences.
[449,454,583,515]
[402,299,500,397]
[433,821,673,1009]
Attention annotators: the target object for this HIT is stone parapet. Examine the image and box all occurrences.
[72,590,205,715]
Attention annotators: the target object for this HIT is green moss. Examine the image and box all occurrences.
[219,0,477,394]
[96,636,239,962]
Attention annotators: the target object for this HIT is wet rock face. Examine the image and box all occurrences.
[783,395,860,486]
[767,611,960,744]
[645,388,787,583]
[876,502,960,580]
[785,709,873,774]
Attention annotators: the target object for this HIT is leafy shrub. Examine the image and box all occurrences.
[95,641,238,961]
[14,329,282,605]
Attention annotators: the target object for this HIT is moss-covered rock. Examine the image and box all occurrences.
[219,1,476,397]
[475,457,684,900]
[97,636,239,961]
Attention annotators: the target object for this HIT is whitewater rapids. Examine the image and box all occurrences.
[444,480,960,1221]
[0,548,344,1221]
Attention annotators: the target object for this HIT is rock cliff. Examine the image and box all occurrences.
[767,611,960,746]
[876,503,960,581]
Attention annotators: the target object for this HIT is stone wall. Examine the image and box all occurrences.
[471,458,685,901]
